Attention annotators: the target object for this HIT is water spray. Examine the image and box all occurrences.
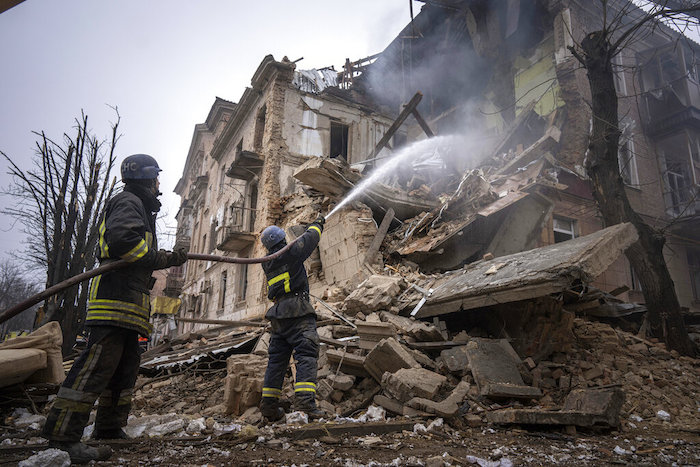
[325,134,459,221]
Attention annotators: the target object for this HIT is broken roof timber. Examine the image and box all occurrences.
[415,222,638,318]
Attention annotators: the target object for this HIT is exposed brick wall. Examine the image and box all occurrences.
[319,206,378,286]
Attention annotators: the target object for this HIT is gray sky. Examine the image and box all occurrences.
[0,0,410,271]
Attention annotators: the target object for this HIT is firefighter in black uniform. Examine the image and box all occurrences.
[42,154,188,463]
[259,217,325,421]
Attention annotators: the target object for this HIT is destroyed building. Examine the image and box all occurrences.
[4,2,700,464]
[170,0,699,335]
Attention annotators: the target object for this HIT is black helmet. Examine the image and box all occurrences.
[121,154,162,181]
[261,225,286,250]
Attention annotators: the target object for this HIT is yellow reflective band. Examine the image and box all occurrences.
[308,225,321,237]
[262,387,282,398]
[145,231,153,247]
[56,387,98,403]
[89,275,101,301]
[98,219,110,257]
[122,239,148,262]
[86,311,149,327]
[53,398,93,412]
[294,387,316,393]
[294,382,317,389]
[267,271,291,293]
[88,299,150,317]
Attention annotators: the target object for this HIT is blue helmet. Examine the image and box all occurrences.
[121,154,162,181]
[261,225,286,250]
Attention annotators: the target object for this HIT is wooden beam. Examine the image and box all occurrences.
[369,92,424,158]
[411,109,435,137]
[363,208,395,265]
[176,317,265,327]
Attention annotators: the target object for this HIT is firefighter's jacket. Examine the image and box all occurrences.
[85,185,163,337]
[262,222,323,320]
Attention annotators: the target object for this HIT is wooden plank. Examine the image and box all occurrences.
[370,92,424,158]
[282,420,416,440]
[176,317,266,327]
[411,109,435,137]
[405,341,463,351]
[363,208,395,265]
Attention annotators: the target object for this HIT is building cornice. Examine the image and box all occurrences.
[211,55,295,161]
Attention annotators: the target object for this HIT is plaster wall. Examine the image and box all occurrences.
[282,90,393,165]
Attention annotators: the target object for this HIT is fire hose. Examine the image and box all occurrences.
[0,237,303,325]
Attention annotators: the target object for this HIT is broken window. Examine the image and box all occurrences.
[689,249,700,301]
[219,169,226,194]
[660,149,692,216]
[218,270,227,313]
[254,105,266,152]
[613,54,627,96]
[657,132,698,217]
[553,216,576,243]
[618,137,638,186]
[330,121,349,160]
[248,183,258,231]
[209,220,217,253]
[237,263,248,303]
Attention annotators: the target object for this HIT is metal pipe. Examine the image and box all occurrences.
[0,236,302,325]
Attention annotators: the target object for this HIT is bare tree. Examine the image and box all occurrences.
[567,0,700,355]
[0,260,39,339]
[1,110,118,354]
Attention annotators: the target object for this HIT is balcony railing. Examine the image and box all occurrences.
[216,225,256,252]
[164,274,185,297]
[643,77,700,135]
[190,175,209,198]
[226,150,263,181]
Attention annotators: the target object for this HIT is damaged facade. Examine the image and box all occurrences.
[172,58,397,330]
[5,2,700,464]
[171,0,700,334]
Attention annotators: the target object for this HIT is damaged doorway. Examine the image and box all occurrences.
[330,121,349,161]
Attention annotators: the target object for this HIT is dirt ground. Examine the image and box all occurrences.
[3,417,699,466]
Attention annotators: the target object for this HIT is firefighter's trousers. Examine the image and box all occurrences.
[262,314,319,400]
[42,326,141,442]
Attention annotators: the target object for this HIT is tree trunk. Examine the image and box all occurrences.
[579,32,696,356]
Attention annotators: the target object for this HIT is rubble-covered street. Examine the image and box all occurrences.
[2,308,699,465]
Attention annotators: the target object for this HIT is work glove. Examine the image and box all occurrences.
[152,250,171,270]
[151,248,188,269]
[168,248,188,267]
[306,215,325,234]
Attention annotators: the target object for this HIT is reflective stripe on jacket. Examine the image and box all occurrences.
[262,222,322,319]
[86,188,158,336]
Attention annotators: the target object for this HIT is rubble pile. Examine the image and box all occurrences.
[130,299,699,433]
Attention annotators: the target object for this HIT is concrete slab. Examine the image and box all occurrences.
[440,345,470,374]
[363,337,420,382]
[466,338,542,400]
[406,381,471,417]
[326,349,370,378]
[381,367,447,402]
[487,387,625,429]
[417,223,638,318]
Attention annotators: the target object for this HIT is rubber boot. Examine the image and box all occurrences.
[294,393,324,420]
[49,441,112,464]
[93,428,129,440]
[260,397,285,422]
